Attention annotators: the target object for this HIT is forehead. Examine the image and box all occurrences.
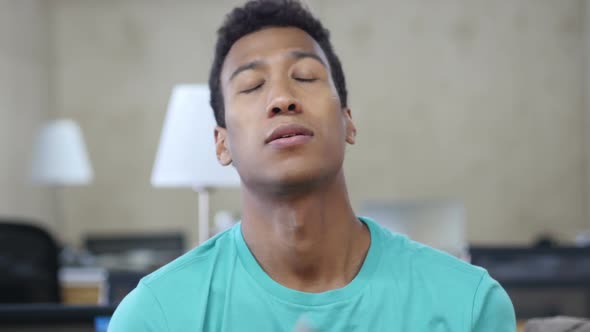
[221,27,328,79]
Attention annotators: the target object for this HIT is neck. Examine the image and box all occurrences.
[240,170,370,293]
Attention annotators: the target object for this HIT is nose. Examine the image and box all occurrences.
[266,96,302,118]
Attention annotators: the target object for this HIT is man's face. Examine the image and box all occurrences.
[216,27,356,191]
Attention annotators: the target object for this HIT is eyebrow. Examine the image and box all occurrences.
[289,50,327,68]
[228,51,327,82]
[229,60,263,82]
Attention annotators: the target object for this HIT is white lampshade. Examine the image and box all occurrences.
[151,84,240,189]
[30,119,93,185]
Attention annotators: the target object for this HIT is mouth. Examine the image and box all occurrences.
[265,123,314,147]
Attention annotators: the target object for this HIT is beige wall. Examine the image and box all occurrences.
[327,0,587,244]
[0,0,56,234]
[49,0,588,247]
[51,0,244,246]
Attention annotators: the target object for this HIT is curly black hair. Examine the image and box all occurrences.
[208,0,348,128]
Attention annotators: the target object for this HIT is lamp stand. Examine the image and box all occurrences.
[195,187,211,244]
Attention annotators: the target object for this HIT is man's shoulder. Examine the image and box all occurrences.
[366,217,486,287]
[365,217,515,330]
[109,226,239,332]
[141,225,238,290]
[400,235,483,282]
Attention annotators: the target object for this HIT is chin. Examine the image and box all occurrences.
[272,167,321,184]
[238,151,345,193]
[261,164,339,193]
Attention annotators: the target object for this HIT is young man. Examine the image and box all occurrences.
[109,1,516,331]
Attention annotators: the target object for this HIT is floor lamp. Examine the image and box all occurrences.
[151,84,240,245]
[30,119,94,231]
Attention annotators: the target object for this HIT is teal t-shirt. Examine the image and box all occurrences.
[109,217,516,331]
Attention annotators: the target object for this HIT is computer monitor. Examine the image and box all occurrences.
[360,199,467,258]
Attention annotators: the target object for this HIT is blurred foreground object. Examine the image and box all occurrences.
[151,84,240,245]
[524,316,590,332]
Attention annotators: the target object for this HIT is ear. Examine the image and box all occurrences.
[214,126,233,166]
[343,108,357,145]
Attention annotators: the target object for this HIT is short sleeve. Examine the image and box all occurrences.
[108,281,169,332]
[471,272,516,332]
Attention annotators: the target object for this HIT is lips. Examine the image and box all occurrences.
[265,124,314,144]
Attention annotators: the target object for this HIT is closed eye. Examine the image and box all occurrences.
[240,82,264,94]
[294,77,317,83]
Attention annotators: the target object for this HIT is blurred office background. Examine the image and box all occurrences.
[1,0,590,329]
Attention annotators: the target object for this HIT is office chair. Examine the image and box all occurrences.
[0,221,61,303]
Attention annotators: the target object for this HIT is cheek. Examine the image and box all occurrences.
[225,110,260,160]
[312,110,348,153]
[323,96,347,132]
[224,98,252,133]
[225,93,265,124]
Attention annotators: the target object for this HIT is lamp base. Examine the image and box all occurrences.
[195,188,210,245]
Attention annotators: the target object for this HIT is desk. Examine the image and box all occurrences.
[470,246,590,319]
[0,304,115,332]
